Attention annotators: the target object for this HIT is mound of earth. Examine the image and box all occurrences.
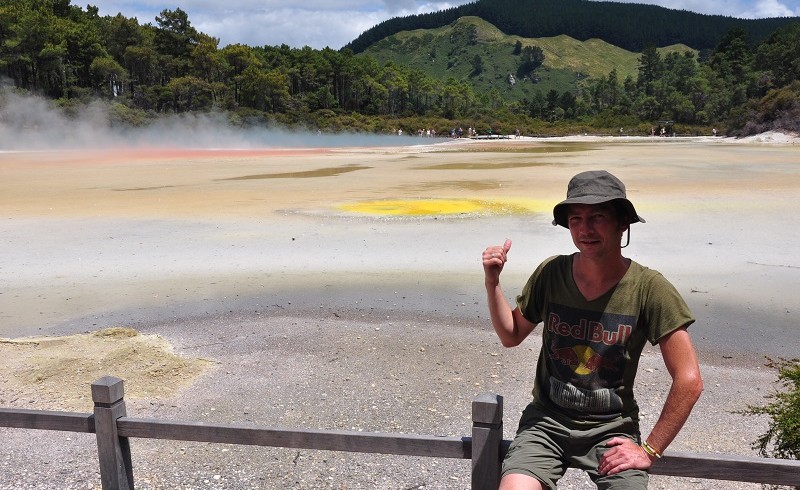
[0,327,215,412]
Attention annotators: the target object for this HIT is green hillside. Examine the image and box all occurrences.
[362,16,695,101]
[346,0,797,54]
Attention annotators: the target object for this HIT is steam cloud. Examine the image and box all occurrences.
[0,85,415,151]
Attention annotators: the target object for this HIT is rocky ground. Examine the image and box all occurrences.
[0,306,781,489]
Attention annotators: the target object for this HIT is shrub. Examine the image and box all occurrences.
[740,358,800,468]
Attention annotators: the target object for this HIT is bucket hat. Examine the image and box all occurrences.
[552,170,645,228]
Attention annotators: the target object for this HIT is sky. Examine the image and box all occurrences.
[87,0,800,50]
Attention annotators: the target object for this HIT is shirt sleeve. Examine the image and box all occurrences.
[642,270,695,345]
[516,255,561,325]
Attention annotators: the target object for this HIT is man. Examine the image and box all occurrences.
[482,170,703,489]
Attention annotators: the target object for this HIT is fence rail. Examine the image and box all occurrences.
[0,408,94,432]
[2,376,799,489]
[118,418,471,458]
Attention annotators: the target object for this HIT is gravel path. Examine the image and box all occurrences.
[0,306,779,489]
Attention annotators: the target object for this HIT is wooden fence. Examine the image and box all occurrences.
[1,376,799,489]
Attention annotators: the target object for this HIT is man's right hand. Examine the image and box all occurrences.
[482,239,512,284]
[482,238,536,347]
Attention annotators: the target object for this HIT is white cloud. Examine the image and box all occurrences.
[193,8,387,48]
[384,0,419,12]
[587,0,799,18]
[740,0,798,17]
[86,0,800,49]
[90,1,474,48]
[384,0,467,13]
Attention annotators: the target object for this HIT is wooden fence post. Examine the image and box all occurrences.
[471,393,503,490]
[92,376,134,490]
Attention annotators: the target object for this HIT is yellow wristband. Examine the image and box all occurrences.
[642,441,662,458]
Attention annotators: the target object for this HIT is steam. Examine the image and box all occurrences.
[0,86,416,151]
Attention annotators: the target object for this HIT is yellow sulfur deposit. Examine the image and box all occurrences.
[338,198,548,216]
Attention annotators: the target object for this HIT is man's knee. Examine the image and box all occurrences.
[499,472,549,490]
[593,468,649,490]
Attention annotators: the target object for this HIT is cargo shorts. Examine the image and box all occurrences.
[501,403,649,490]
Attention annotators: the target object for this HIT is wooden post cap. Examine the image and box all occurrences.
[472,393,503,425]
[91,376,125,405]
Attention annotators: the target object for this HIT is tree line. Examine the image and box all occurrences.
[541,25,800,134]
[345,0,797,54]
[1,0,798,136]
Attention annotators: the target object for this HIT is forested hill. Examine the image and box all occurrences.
[345,0,798,54]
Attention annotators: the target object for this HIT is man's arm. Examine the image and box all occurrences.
[482,239,538,347]
[599,326,703,475]
[643,326,704,453]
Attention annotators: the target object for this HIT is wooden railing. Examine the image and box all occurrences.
[1,376,799,489]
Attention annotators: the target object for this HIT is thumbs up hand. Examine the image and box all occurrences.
[482,239,512,284]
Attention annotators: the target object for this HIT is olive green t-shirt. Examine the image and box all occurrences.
[516,254,695,423]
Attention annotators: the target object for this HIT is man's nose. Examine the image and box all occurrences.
[576,219,593,233]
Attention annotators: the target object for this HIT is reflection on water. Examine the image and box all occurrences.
[419,162,556,170]
[399,180,503,191]
[113,185,179,192]
[218,165,370,180]
[432,143,597,154]
[337,198,548,216]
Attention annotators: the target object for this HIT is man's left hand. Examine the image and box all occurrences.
[597,437,654,476]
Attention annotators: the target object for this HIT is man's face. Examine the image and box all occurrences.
[566,203,627,259]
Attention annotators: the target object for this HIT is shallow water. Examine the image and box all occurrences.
[1,138,798,363]
[220,164,371,180]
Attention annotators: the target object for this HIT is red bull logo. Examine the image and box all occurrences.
[551,345,581,367]
[550,342,620,376]
[546,313,632,346]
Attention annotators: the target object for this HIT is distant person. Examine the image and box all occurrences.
[712,128,717,137]
[482,170,703,490]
